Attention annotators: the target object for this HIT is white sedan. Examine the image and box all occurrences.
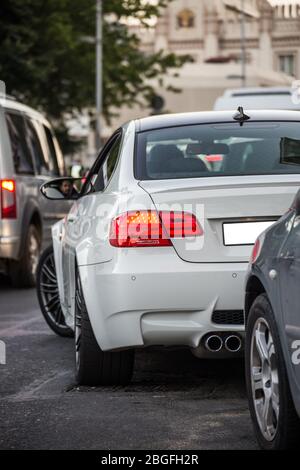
[37,109,300,385]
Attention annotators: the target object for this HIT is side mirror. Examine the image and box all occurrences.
[40,177,82,201]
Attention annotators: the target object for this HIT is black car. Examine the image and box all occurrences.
[245,189,300,449]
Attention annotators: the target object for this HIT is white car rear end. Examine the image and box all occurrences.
[45,110,300,383]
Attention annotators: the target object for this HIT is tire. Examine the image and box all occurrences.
[75,268,134,386]
[245,293,300,450]
[36,245,73,338]
[10,224,41,288]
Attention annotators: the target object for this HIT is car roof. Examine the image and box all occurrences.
[223,87,292,97]
[0,96,49,124]
[135,109,300,132]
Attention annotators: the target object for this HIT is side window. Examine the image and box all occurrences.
[93,135,122,192]
[25,118,50,176]
[106,135,122,182]
[5,112,34,174]
[43,125,60,176]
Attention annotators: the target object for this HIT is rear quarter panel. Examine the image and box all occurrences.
[250,212,300,416]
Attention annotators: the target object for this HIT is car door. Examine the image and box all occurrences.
[61,131,123,319]
[278,208,300,385]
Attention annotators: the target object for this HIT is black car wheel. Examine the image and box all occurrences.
[75,267,135,386]
[245,293,300,450]
[37,245,73,337]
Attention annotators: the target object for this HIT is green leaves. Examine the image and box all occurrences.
[0,0,191,150]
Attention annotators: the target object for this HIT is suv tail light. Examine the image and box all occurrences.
[109,210,203,248]
[1,179,17,219]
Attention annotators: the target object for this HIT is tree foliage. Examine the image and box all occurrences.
[0,0,191,150]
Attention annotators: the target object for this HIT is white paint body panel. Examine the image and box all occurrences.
[78,252,247,351]
[140,175,300,263]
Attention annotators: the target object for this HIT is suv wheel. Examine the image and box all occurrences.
[75,268,134,386]
[37,245,73,337]
[10,224,41,288]
[245,293,300,450]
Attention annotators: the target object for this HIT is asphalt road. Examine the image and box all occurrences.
[0,275,258,450]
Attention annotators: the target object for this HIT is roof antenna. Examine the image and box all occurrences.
[233,106,250,126]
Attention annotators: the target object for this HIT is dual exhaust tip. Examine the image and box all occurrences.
[205,334,242,353]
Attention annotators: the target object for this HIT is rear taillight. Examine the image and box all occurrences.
[109,210,203,248]
[1,179,17,219]
[250,238,261,264]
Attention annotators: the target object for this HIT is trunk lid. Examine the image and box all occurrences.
[139,174,300,263]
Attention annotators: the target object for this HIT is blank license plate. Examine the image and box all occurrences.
[223,221,276,246]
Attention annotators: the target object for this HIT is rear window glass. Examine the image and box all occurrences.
[135,122,300,180]
[43,125,59,176]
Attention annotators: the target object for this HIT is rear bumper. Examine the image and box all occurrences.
[0,235,20,260]
[78,249,248,351]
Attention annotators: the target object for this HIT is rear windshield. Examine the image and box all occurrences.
[135,122,300,180]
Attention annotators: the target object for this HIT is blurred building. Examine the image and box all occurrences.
[106,0,300,133]
[78,0,300,161]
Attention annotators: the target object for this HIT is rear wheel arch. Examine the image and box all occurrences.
[8,200,43,287]
[29,210,42,239]
[74,263,134,385]
[245,276,266,324]
[19,200,43,256]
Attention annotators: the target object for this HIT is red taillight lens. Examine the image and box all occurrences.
[160,211,203,238]
[1,179,17,219]
[251,238,260,264]
[109,210,203,248]
[205,154,223,163]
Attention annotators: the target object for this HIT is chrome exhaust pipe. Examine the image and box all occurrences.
[225,335,242,353]
[205,335,223,353]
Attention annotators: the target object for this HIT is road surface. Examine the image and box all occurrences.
[0,275,258,450]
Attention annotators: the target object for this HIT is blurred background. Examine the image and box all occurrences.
[1,0,300,172]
